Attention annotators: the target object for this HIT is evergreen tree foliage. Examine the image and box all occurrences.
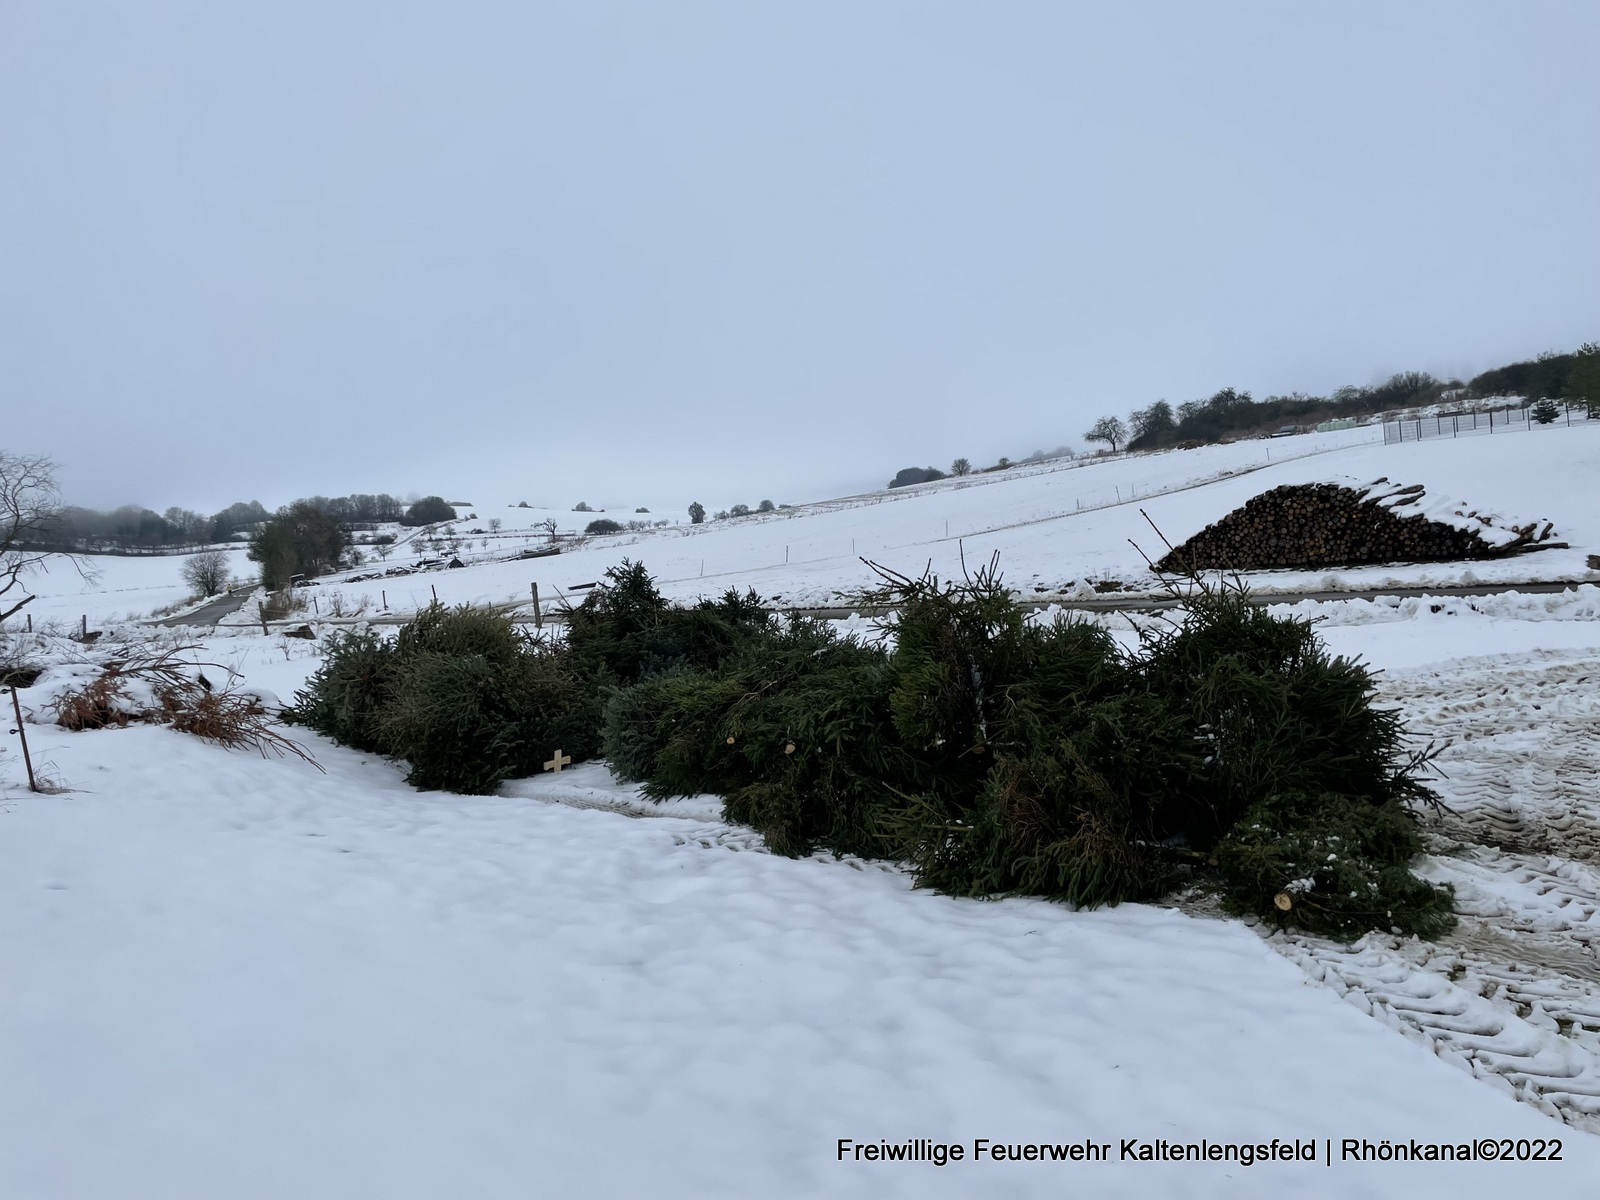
[285,604,597,794]
[209,499,270,542]
[888,466,946,489]
[1563,343,1600,417]
[283,628,397,753]
[401,496,456,526]
[1213,791,1454,938]
[565,560,778,688]
[247,501,349,588]
[590,560,1454,938]
[287,558,1454,939]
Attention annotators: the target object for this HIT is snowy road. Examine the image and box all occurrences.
[157,588,255,627]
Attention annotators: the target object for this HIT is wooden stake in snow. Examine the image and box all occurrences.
[531,582,542,629]
[7,686,38,793]
[542,748,572,773]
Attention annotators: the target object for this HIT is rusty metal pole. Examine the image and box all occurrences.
[8,686,39,793]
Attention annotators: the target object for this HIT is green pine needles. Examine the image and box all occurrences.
[287,557,1454,939]
[285,604,599,794]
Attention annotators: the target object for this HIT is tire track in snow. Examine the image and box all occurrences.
[1261,649,1600,1133]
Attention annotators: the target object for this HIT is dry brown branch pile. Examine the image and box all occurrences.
[51,645,321,768]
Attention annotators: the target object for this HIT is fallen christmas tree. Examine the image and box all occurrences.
[288,558,1457,940]
[1155,477,1556,572]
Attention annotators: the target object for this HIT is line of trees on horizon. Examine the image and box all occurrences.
[1088,342,1599,455]
[19,491,453,555]
[883,341,1596,491]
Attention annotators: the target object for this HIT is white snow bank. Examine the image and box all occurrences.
[1,718,1593,1199]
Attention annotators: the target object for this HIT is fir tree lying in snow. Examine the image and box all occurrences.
[287,559,1454,939]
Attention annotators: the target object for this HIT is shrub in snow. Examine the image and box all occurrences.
[584,518,624,535]
[400,496,456,526]
[888,466,945,489]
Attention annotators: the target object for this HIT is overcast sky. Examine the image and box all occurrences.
[3,1,1597,517]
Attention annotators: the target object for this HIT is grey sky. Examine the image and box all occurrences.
[3,1,1596,517]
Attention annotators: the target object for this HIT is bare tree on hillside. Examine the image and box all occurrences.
[1,451,89,624]
[1084,416,1128,454]
[181,549,230,597]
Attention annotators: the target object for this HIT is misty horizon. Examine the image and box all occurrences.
[4,2,1596,518]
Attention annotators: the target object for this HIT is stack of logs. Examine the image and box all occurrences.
[1154,482,1543,572]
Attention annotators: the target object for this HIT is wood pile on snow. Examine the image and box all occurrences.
[1155,477,1556,572]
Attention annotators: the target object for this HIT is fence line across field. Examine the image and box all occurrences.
[1383,403,1590,445]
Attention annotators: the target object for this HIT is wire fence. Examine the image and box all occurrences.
[1383,404,1590,444]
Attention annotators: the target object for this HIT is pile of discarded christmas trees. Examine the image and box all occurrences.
[287,558,1454,939]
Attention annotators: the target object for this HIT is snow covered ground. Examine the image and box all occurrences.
[3,658,1596,1199]
[3,423,1599,1197]
[18,417,1598,632]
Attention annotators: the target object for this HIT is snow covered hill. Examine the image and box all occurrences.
[4,420,1600,1198]
[19,420,1599,632]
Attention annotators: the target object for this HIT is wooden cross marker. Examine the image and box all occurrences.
[543,748,572,773]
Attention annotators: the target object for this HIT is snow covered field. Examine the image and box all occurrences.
[19,418,1599,633]
[4,423,1600,1197]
